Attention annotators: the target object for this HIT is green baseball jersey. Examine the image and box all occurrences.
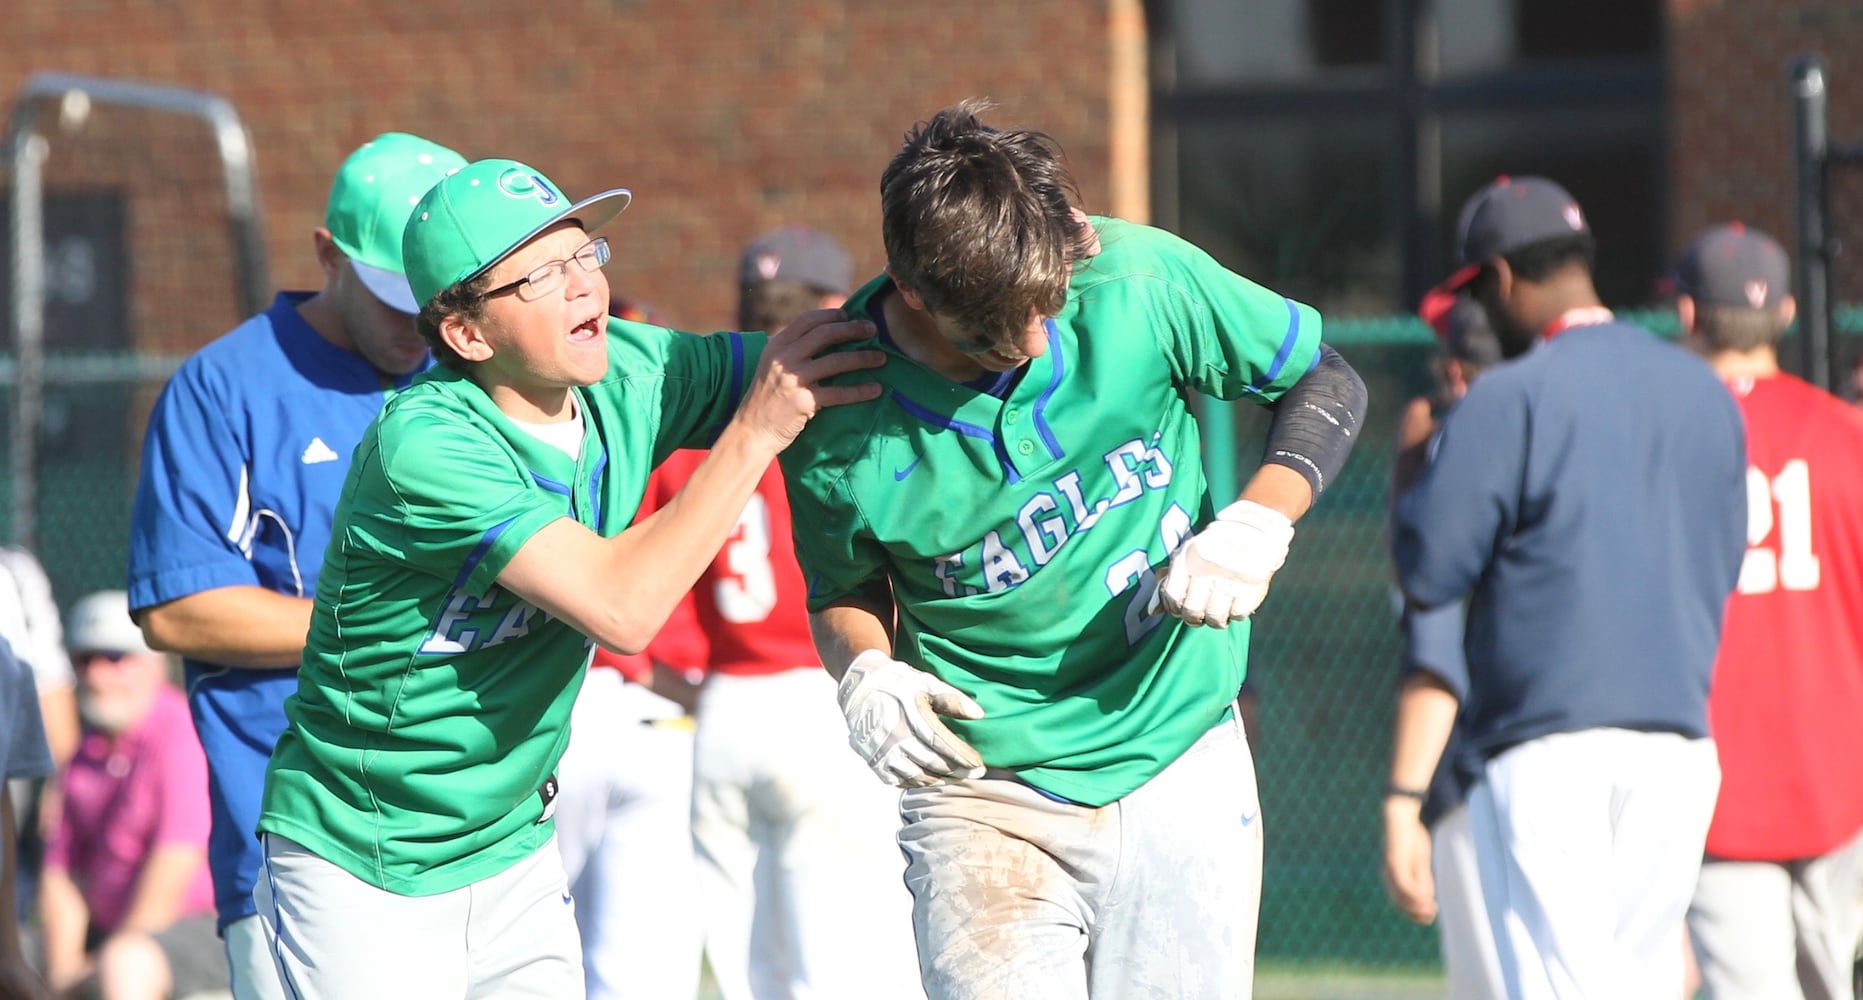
[782,217,1322,806]
[259,319,759,895]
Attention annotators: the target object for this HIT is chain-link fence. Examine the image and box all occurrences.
[3,304,1859,978]
[1226,311,1863,973]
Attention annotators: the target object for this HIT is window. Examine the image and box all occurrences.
[1159,0,1665,312]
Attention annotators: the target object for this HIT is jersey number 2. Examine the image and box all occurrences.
[1106,504,1195,645]
[716,494,778,623]
[1740,459,1820,594]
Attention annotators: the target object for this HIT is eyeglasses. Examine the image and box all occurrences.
[485,238,611,302]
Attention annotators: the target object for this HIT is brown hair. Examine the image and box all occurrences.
[415,273,494,369]
[880,99,1095,347]
[738,278,828,335]
[1694,302,1791,353]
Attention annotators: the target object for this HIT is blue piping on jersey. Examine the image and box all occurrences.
[1243,298,1303,397]
[703,333,749,448]
[1031,320,1065,460]
[454,515,520,589]
[889,391,1022,485]
[531,473,573,496]
[587,448,608,531]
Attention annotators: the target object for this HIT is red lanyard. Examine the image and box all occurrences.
[1541,306,1614,340]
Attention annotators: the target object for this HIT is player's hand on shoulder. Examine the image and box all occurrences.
[1157,500,1294,629]
[837,648,986,788]
[738,309,884,451]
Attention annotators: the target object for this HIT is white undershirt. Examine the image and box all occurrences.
[508,396,584,460]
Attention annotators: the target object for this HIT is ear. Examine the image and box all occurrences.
[311,228,346,284]
[438,313,494,363]
[1779,294,1798,328]
[1488,257,1515,304]
[1442,357,1469,398]
[1676,294,1697,336]
[894,285,929,313]
[885,265,929,312]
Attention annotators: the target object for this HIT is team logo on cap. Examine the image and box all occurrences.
[1746,280,1769,309]
[1562,204,1584,231]
[497,168,562,207]
[755,253,781,281]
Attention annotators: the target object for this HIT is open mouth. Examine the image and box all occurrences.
[567,316,603,343]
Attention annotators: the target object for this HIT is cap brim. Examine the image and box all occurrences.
[460,187,633,289]
[1418,263,1481,337]
[350,260,420,315]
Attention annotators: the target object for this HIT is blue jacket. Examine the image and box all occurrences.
[1394,321,1745,781]
[128,292,424,929]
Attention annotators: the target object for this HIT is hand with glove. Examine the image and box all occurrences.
[837,649,987,788]
[1155,499,1296,629]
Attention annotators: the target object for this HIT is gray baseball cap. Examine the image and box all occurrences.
[1676,223,1790,310]
[66,590,154,657]
[1428,176,1592,300]
[739,226,852,294]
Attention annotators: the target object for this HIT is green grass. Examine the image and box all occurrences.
[1255,961,1446,1000]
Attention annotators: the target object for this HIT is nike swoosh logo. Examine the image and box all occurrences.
[562,891,573,905]
[894,457,923,482]
[1240,811,1259,828]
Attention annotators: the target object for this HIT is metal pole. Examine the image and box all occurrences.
[1791,55,1834,391]
[5,121,47,549]
[17,73,271,315]
[2,73,270,548]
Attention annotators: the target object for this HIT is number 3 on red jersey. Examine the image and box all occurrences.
[1741,459,1820,594]
[717,494,778,623]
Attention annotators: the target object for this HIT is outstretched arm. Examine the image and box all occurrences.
[498,312,882,654]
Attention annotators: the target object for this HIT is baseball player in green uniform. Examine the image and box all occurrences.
[251,158,880,1000]
[782,101,1368,999]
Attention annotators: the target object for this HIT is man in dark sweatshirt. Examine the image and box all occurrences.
[1386,176,1747,1000]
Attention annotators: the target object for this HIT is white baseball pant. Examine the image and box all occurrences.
[1468,728,1720,1000]
[224,914,287,1000]
[554,667,702,1000]
[1431,803,1505,1000]
[1688,825,1863,1000]
[253,832,582,1000]
[690,668,922,1000]
[897,709,1261,1000]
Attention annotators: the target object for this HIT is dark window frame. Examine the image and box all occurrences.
[1148,0,1665,310]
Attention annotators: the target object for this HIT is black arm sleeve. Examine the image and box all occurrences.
[1260,343,1367,497]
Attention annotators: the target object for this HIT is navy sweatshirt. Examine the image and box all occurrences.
[1393,321,1746,779]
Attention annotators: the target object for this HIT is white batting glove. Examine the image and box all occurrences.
[837,650,987,788]
[1156,500,1295,629]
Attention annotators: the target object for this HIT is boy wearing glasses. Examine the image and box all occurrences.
[252,159,880,1000]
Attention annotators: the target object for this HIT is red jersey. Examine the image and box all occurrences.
[634,450,820,677]
[1706,373,1863,860]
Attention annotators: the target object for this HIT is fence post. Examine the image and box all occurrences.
[1791,55,1834,392]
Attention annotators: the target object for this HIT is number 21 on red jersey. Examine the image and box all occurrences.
[1740,459,1820,594]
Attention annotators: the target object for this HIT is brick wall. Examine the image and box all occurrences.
[1670,0,1863,301]
[2,0,1119,341]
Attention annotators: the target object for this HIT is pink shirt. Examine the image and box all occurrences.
[46,686,214,934]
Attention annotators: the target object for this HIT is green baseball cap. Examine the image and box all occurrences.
[403,158,631,309]
[325,133,468,314]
